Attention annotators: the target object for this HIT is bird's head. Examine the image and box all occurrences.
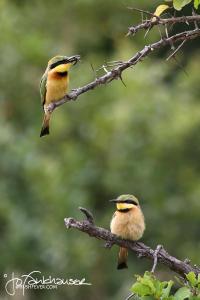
[110,194,139,210]
[47,55,80,73]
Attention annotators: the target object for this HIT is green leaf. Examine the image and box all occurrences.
[174,286,191,300]
[174,276,184,286]
[173,0,192,10]
[137,272,156,294]
[186,271,197,287]
[144,279,156,293]
[198,273,200,283]
[194,0,200,9]
[154,280,165,297]
[140,278,156,294]
[131,282,152,296]
[162,280,174,298]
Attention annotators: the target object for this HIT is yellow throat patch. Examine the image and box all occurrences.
[53,63,72,73]
[116,203,134,210]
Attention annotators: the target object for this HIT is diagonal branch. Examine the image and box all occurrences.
[47,28,200,113]
[64,208,200,278]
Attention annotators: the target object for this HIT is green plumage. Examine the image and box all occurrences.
[40,72,47,107]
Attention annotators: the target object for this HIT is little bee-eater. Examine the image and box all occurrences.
[110,194,145,270]
[40,55,80,137]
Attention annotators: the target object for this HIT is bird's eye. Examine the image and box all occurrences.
[50,60,67,70]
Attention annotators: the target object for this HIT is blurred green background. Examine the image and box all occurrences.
[0,0,199,299]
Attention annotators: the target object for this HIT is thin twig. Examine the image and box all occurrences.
[166,40,186,61]
[151,245,163,273]
[172,56,189,77]
[125,293,135,300]
[192,8,199,30]
[90,62,97,80]
[127,7,160,19]
[64,207,200,278]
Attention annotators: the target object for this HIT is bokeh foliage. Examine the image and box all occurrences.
[0,0,199,299]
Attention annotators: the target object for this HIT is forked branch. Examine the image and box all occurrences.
[64,207,200,278]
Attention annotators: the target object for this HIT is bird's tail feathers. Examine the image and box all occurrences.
[40,113,51,137]
[117,247,128,270]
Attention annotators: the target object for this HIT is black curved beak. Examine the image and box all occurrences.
[67,55,81,65]
[109,199,119,203]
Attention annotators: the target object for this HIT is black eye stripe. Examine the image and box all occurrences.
[123,199,138,205]
[49,60,68,70]
[117,208,131,213]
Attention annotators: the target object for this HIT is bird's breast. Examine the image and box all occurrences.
[110,208,145,241]
[45,72,69,105]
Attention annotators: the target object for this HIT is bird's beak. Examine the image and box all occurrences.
[109,199,119,203]
[66,55,81,66]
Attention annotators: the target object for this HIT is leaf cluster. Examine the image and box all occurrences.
[157,0,200,11]
[131,271,200,300]
[173,0,200,10]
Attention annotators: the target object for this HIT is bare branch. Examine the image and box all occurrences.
[47,28,200,113]
[128,15,200,36]
[64,208,200,278]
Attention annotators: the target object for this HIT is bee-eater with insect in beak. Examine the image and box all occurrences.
[40,55,80,137]
[110,194,145,270]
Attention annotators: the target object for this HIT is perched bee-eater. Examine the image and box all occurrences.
[40,55,80,137]
[110,194,145,270]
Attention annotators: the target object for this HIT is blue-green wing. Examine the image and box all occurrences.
[40,72,47,107]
